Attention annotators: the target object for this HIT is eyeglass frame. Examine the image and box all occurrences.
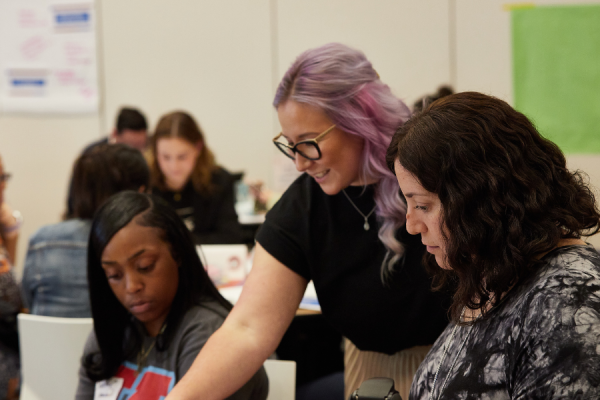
[272,124,336,161]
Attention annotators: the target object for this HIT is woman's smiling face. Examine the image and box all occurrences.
[276,100,367,195]
[101,217,179,336]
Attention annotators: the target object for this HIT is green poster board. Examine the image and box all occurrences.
[512,5,600,153]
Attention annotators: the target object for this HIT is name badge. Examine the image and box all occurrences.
[94,377,124,400]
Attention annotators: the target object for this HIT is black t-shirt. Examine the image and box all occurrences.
[152,167,245,245]
[410,245,600,400]
[256,174,450,354]
[155,182,196,231]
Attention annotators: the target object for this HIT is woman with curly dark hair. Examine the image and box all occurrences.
[386,92,600,399]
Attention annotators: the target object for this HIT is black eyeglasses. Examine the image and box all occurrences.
[0,173,11,183]
[273,124,336,161]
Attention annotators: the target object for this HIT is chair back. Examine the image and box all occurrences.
[18,314,93,400]
[263,359,296,400]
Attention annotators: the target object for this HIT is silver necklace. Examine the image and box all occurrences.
[429,308,474,400]
[137,323,167,374]
[342,189,377,231]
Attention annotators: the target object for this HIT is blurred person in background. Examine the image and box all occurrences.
[22,144,149,318]
[149,110,244,245]
[412,85,453,113]
[0,154,23,400]
[84,107,149,152]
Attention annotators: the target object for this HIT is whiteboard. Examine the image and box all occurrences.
[0,0,99,113]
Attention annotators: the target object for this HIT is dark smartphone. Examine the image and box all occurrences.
[349,377,402,400]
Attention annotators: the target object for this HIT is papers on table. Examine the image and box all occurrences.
[199,244,320,312]
[219,281,320,312]
[197,245,249,288]
[218,285,244,305]
[298,281,320,311]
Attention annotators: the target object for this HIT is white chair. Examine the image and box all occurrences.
[18,314,94,400]
[263,359,296,400]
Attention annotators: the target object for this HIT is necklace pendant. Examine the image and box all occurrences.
[342,189,376,232]
[136,353,143,374]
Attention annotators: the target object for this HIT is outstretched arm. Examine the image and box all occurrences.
[165,242,308,400]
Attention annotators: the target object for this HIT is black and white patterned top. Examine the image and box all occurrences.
[410,245,600,400]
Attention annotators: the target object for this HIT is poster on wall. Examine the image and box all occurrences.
[0,0,98,113]
[512,4,600,153]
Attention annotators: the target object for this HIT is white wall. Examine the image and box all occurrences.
[276,0,451,107]
[1,0,599,277]
[454,0,600,249]
[99,0,275,181]
[0,116,100,277]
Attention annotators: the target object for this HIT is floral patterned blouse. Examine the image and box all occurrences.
[410,245,600,400]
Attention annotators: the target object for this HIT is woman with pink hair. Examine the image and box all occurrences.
[166,43,450,400]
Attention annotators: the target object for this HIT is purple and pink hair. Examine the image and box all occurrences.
[273,42,411,277]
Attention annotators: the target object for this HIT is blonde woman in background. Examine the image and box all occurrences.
[150,111,245,245]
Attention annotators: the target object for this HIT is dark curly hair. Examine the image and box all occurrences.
[66,143,149,220]
[386,91,600,323]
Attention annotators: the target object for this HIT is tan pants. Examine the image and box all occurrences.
[344,339,431,400]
